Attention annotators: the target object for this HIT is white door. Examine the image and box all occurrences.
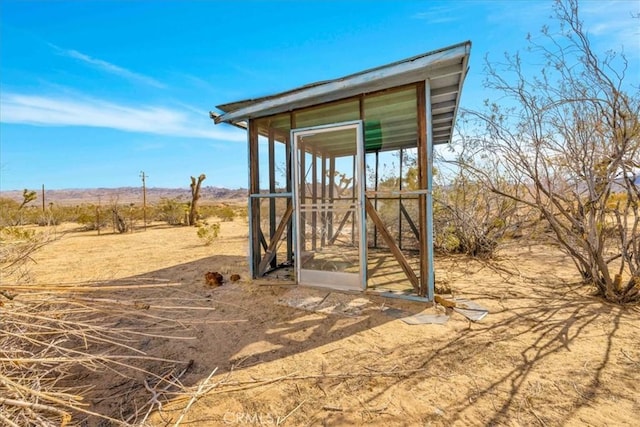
[291,121,367,291]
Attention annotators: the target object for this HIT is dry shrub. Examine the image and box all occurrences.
[0,226,58,284]
[0,280,216,426]
[0,228,216,425]
[197,223,220,246]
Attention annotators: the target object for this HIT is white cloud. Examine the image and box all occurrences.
[49,44,166,88]
[412,5,463,24]
[580,1,640,53]
[0,93,246,142]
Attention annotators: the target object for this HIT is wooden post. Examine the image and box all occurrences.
[425,79,435,300]
[374,151,379,248]
[328,156,335,244]
[311,149,317,250]
[249,120,261,278]
[321,154,327,248]
[285,131,293,263]
[140,171,147,230]
[417,81,434,298]
[399,147,404,250]
[268,129,277,268]
[417,82,428,296]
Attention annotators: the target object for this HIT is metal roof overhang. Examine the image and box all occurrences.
[211,41,471,146]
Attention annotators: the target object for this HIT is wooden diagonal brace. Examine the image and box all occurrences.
[328,210,352,244]
[400,201,420,240]
[365,197,420,294]
[257,204,293,276]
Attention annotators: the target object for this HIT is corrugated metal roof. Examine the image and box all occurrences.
[212,41,471,145]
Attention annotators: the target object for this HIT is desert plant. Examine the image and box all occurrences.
[197,222,220,246]
[18,189,37,210]
[0,229,207,425]
[213,204,236,222]
[76,204,108,231]
[463,0,639,302]
[156,197,187,225]
[0,226,57,283]
[433,133,537,258]
[36,203,62,226]
[0,198,21,227]
[187,174,206,226]
[0,191,38,226]
[0,281,202,425]
[434,175,517,258]
[111,207,127,233]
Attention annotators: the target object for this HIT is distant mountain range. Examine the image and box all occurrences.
[0,186,247,206]
[1,176,637,206]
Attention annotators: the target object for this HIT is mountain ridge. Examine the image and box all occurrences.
[0,186,247,206]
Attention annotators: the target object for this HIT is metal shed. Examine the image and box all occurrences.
[211,41,471,301]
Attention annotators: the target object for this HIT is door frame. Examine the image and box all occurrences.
[291,120,367,291]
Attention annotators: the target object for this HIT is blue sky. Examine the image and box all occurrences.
[1,0,638,190]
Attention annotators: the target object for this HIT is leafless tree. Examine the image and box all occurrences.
[110,198,127,233]
[462,0,639,302]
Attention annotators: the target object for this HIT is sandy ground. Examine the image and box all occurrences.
[21,220,640,426]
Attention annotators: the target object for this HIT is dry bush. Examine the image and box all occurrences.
[197,222,221,246]
[210,205,236,222]
[462,0,639,303]
[155,197,188,226]
[0,227,58,284]
[0,282,211,426]
[434,173,520,258]
[0,228,217,425]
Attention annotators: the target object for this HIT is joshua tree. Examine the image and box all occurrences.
[18,189,37,210]
[188,174,206,226]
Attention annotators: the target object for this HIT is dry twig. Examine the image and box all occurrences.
[0,279,226,425]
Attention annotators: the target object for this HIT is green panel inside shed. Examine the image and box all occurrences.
[365,120,383,152]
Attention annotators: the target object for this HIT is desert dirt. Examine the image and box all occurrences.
[20,218,640,426]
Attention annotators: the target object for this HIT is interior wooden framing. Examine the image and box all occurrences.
[247,83,435,298]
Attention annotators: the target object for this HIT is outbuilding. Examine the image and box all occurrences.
[211,41,471,301]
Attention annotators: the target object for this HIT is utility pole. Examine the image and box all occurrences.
[41,184,45,213]
[140,171,148,230]
[97,196,101,236]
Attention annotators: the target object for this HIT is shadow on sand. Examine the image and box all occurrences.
[72,253,638,426]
